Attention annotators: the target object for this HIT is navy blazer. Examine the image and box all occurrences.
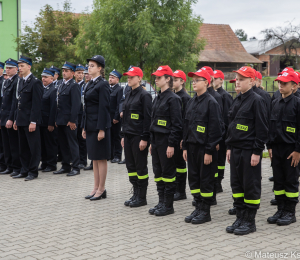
[15,74,43,126]
[1,74,19,126]
[82,77,111,132]
[56,79,81,126]
[41,83,57,127]
[110,83,123,121]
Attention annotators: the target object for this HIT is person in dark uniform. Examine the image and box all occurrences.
[83,64,93,171]
[183,69,223,224]
[3,70,8,80]
[121,67,152,207]
[0,62,7,173]
[75,64,87,169]
[53,62,81,176]
[49,65,63,163]
[109,70,123,163]
[13,56,43,180]
[1,59,22,176]
[118,65,134,165]
[225,66,268,235]
[149,65,182,216]
[82,55,111,201]
[267,71,300,226]
[39,68,58,172]
[213,70,233,193]
[50,66,62,88]
[172,70,191,201]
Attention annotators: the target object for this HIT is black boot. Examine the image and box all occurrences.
[270,199,277,205]
[233,208,257,235]
[191,202,211,224]
[124,184,138,206]
[226,208,245,233]
[192,200,196,207]
[216,179,223,193]
[174,172,187,201]
[155,193,175,216]
[228,206,237,215]
[185,195,201,223]
[277,201,297,226]
[149,192,164,215]
[211,183,217,206]
[267,199,284,224]
[130,186,147,207]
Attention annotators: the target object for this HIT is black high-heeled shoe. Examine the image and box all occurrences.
[90,190,107,201]
[85,193,96,199]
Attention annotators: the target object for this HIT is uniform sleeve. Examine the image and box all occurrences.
[9,79,19,122]
[114,87,123,121]
[70,84,81,123]
[295,100,300,153]
[205,100,223,154]
[266,100,276,150]
[168,97,183,147]
[97,82,111,131]
[29,79,43,124]
[182,99,192,150]
[141,93,152,142]
[222,93,233,127]
[48,88,57,126]
[182,95,191,118]
[253,98,269,155]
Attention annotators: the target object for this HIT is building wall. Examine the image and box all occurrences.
[0,0,21,62]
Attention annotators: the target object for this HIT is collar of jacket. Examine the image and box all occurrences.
[207,86,215,94]
[131,85,143,96]
[195,90,208,102]
[238,87,253,100]
[158,87,172,96]
[279,93,294,103]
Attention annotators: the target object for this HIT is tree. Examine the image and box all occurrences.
[75,0,204,79]
[261,22,300,68]
[16,0,79,77]
[235,29,248,41]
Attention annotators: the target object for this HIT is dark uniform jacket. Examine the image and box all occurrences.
[121,85,152,141]
[225,88,268,155]
[216,87,233,127]
[271,89,280,102]
[78,80,85,126]
[150,88,182,147]
[253,85,271,118]
[82,76,111,132]
[1,74,19,126]
[15,74,43,126]
[110,83,123,121]
[175,89,191,118]
[56,79,81,126]
[267,94,300,152]
[119,84,132,114]
[41,83,57,127]
[0,76,3,115]
[182,91,223,155]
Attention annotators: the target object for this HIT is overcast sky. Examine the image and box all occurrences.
[22,0,300,40]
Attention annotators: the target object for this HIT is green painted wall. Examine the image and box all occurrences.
[0,0,21,63]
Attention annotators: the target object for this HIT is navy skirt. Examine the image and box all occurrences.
[86,129,111,160]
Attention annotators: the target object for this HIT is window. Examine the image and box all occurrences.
[0,2,2,21]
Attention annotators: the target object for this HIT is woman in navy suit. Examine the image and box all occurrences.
[82,55,111,200]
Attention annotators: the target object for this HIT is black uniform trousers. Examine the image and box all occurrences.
[0,128,6,169]
[18,126,41,177]
[230,148,261,209]
[124,134,149,189]
[1,127,21,172]
[110,121,122,160]
[152,133,177,196]
[217,139,226,180]
[187,143,216,205]
[40,126,58,168]
[174,147,187,193]
[272,143,299,203]
[57,125,80,171]
[77,123,87,166]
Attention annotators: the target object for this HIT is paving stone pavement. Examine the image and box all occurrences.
[1,157,300,260]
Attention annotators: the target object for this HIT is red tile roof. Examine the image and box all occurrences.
[199,24,262,63]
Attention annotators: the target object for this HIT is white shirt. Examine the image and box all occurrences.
[92,76,101,82]
[63,78,72,84]
[43,83,51,89]
[78,80,84,85]
[23,72,32,82]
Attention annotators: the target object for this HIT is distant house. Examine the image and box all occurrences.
[242,39,300,76]
[198,23,262,79]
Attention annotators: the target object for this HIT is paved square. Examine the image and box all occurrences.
[1,158,300,260]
